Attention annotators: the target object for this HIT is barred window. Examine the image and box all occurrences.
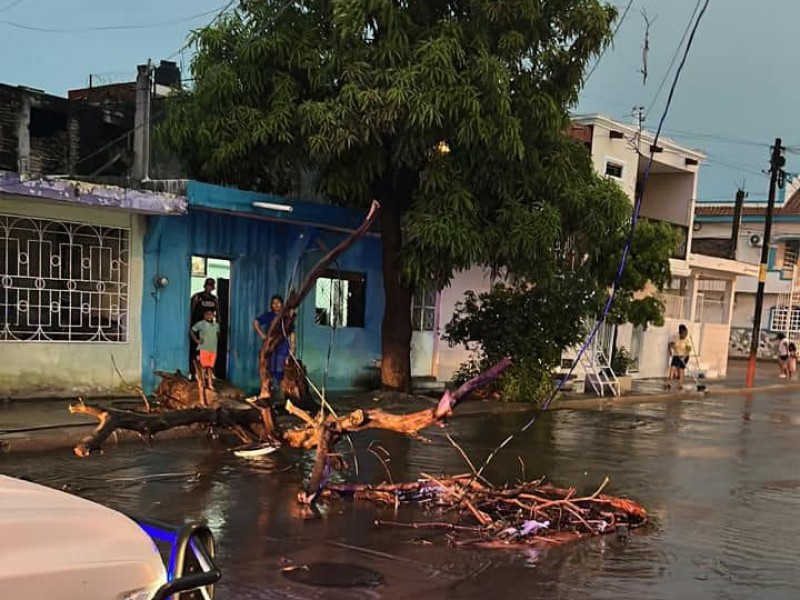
[1,215,130,342]
[314,270,366,328]
[770,305,800,333]
[412,287,437,331]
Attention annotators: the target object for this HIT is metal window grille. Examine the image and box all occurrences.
[1,214,130,342]
[770,306,800,333]
[314,270,366,328]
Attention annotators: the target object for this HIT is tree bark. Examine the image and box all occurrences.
[380,200,413,392]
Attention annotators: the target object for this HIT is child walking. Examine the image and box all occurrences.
[190,309,220,391]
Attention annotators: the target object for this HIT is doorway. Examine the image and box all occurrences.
[410,287,437,377]
[190,256,231,379]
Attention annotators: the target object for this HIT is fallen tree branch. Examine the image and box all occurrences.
[325,475,648,550]
[71,357,512,502]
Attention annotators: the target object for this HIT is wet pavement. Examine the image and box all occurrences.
[2,391,800,599]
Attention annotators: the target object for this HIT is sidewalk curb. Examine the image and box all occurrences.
[554,381,800,410]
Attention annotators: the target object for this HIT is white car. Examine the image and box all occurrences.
[0,475,220,600]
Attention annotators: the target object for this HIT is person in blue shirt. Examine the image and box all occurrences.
[252,295,296,395]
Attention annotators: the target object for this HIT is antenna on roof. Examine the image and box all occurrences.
[639,8,657,85]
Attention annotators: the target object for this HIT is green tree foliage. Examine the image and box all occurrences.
[443,199,679,402]
[158,0,623,391]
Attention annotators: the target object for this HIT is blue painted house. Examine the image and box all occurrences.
[141,181,384,395]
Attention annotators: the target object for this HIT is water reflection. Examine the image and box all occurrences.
[2,393,800,599]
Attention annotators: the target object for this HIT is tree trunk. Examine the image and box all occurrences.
[380,201,413,392]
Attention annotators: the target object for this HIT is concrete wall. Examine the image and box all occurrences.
[0,196,144,397]
[433,266,494,382]
[588,125,638,199]
[639,172,695,227]
[698,323,730,377]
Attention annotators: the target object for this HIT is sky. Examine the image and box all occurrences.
[1,0,797,201]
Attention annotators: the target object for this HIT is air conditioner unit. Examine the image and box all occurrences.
[749,234,763,247]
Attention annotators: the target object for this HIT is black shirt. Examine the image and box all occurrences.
[191,291,218,325]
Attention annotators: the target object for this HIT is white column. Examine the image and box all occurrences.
[687,274,700,323]
[723,278,737,327]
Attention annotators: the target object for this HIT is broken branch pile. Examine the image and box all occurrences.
[325,475,647,549]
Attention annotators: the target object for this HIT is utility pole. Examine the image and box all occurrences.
[729,188,746,260]
[746,138,786,387]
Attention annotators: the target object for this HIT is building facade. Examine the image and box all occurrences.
[0,172,185,398]
[140,181,384,396]
[693,179,800,358]
[410,115,756,390]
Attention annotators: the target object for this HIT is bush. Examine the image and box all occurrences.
[445,276,601,403]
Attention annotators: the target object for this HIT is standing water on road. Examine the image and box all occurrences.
[3,393,800,599]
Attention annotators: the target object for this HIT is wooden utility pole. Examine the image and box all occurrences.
[746,139,786,387]
[729,188,746,259]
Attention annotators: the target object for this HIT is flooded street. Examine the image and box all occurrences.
[3,393,800,599]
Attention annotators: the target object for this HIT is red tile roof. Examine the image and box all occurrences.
[696,188,800,217]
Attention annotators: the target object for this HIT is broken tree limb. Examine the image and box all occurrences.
[258,200,381,398]
[71,356,511,504]
[68,400,265,457]
[325,475,648,550]
[298,357,513,503]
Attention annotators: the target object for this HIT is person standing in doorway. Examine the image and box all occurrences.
[667,324,692,390]
[253,295,297,398]
[190,309,220,391]
[189,278,219,379]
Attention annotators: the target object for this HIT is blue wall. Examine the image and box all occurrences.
[141,182,383,395]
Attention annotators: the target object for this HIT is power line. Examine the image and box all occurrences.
[0,0,28,15]
[475,0,713,481]
[644,0,703,120]
[164,0,238,60]
[584,0,636,84]
[0,3,230,33]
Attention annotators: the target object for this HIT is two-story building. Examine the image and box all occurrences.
[693,178,800,358]
[411,115,757,394]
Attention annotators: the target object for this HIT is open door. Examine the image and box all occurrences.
[189,256,231,380]
[215,277,230,379]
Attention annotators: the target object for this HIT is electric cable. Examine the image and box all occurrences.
[644,0,704,120]
[584,0,636,85]
[0,2,234,33]
[473,0,713,481]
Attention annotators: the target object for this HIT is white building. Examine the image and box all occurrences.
[409,114,757,393]
[693,178,800,358]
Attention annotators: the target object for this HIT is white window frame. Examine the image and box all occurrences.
[770,305,800,333]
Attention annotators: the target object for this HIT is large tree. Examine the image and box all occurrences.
[159,0,619,391]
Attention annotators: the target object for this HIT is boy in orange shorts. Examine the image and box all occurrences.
[190,309,220,390]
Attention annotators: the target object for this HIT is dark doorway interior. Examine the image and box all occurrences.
[189,256,232,380]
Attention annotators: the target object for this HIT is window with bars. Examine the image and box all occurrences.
[769,306,800,333]
[314,269,366,328]
[782,240,800,272]
[412,287,437,331]
[1,214,130,342]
